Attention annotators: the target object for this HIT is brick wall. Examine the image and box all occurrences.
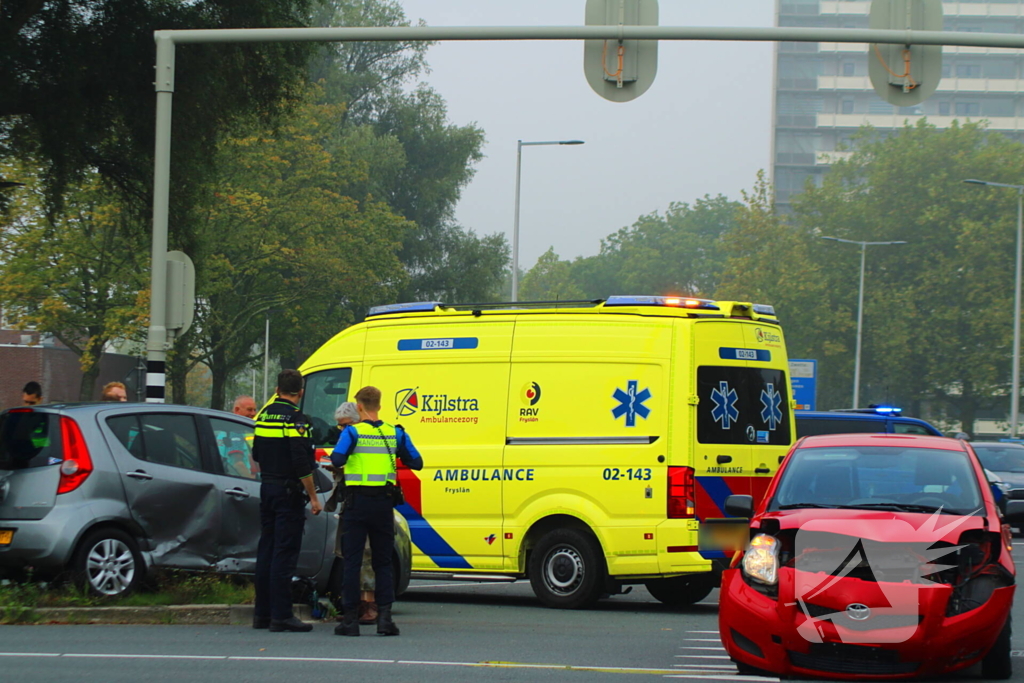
[0,346,139,411]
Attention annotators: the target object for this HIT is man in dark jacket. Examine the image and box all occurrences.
[252,369,322,632]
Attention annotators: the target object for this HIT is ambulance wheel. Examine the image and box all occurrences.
[529,528,606,609]
[644,574,715,607]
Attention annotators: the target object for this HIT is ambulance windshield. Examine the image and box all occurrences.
[301,368,352,446]
[696,366,791,446]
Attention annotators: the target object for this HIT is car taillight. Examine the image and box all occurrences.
[667,466,695,518]
[57,416,93,494]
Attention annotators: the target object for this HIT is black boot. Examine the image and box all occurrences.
[269,616,312,633]
[334,607,360,636]
[376,603,400,636]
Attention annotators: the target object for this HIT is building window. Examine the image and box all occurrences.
[983,99,1015,118]
[868,100,894,114]
[956,64,982,79]
[942,64,951,79]
[955,102,981,117]
[842,62,855,77]
[939,102,951,116]
[841,99,855,115]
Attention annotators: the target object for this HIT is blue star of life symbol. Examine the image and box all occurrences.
[612,380,651,427]
[760,382,783,431]
[711,381,739,429]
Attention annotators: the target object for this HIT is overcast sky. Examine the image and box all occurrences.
[397,1,775,268]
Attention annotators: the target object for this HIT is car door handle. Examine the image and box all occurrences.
[125,471,153,481]
[717,455,732,464]
[223,488,250,499]
[755,467,771,475]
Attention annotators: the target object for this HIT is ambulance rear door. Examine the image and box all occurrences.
[740,321,792,504]
[691,319,754,524]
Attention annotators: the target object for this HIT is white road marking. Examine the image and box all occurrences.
[678,647,726,651]
[685,630,720,634]
[673,664,737,669]
[683,638,723,642]
[674,655,731,660]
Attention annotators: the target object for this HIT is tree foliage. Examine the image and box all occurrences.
[177,87,410,409]
[0,159,149,399]
[795,121,1024,433]
[1,0,314,220]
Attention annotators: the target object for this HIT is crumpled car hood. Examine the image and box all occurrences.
[761,508,985,545]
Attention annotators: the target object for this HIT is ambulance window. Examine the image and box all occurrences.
[696,366,791,446]
[301,368,352,446]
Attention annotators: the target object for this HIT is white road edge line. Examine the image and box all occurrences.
[685,630,720,634]
[678,647,727,651]
[674,655,732,660]
[665,675,780,682]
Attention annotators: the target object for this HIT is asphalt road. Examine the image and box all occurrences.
[3,545,1024,682]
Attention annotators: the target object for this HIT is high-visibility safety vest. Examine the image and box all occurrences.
[344,422,398,486]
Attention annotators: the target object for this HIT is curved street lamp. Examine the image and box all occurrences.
[819,236,908,408]
[511,139,585,302]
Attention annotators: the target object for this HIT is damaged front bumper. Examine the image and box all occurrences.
[719,567,1015,679]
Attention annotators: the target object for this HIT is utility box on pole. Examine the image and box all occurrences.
[869,0,943,106]
[165,250,195,339]
[584,0,659,103]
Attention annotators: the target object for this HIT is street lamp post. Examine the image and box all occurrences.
[511,139,584,302]
[819,236,908,408]
[965,179,1024,437]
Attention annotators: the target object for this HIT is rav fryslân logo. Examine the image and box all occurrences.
[519,382,541,423]
[782,510,980,644]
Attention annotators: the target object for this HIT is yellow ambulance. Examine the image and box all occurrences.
[298,296,795,608]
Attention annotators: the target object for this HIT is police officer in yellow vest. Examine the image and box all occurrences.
[252,370,322,633]
[330,385,423,636]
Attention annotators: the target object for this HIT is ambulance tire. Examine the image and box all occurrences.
[529,528,606,609]
[644,574,715,607]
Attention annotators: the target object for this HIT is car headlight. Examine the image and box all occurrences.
[742,534,780,586]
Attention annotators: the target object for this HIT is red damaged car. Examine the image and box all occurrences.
[719,433,1020,680]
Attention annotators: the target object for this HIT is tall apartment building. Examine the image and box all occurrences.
[773,0,1024,209]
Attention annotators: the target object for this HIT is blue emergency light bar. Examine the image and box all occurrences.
[870,405,902,415]
[604,295,721,311]
[367,301,443,317]
[752,304,777,316]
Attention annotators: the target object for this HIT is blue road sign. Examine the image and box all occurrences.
[789,359,817,411]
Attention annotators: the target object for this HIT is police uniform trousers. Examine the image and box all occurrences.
[255,483,306,621]
[341,488,395,610]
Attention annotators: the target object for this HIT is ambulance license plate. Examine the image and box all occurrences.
[0,530,14,546]
[698,521,748,553]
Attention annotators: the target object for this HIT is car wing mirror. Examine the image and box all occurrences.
[724,494,754,519]
[1004,499,1024,525]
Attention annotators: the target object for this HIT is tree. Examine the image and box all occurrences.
[795,121,1024,433]
[592,195,741,299]
[307,0,503,304]
[2,0,315,222]
[0,159,149,399]
[178,88,410,409]
[519,248,587,302]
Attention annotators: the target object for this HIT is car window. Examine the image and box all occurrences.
[108,414,203,471]
[770,445,983,514]
[893,421,933,435]
[301,367,353,446]
[210,417,258,480]
[0,411,60,470]
[973,445,1024,473]
[795,417,882,438]
[107,415,146,460]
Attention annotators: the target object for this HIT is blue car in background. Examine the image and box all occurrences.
[795,406,943,438]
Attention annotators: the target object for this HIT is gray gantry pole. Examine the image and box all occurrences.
[146,24,1024,401]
